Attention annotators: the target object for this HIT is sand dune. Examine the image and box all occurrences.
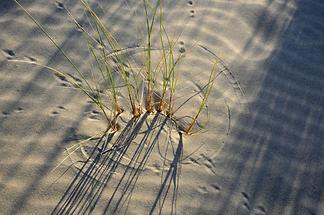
[0,0,323,214]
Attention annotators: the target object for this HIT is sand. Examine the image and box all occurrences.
[0,0,323,214]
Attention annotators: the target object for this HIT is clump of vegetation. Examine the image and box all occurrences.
[13,0,218,136]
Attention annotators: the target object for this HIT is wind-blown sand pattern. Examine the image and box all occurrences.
[0,0,323,214]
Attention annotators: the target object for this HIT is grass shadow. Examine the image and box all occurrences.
[52,111,187,214]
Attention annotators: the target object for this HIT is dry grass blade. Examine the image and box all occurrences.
[186,62,217,134]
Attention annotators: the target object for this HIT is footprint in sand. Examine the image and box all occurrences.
[87,110,101,121]
[210,183,221,192]
[241,192,251,211]
[2,49,15,59]
[54,72,68,82]
[189,10,195,18]
[14,107,24,113]
[197,185,209,194]
[58,106,66,110]
[55,1,64,10]
[198,184,221,194]
[50,106,67,116]
[51,111,59,116]
[179,41,186,53]
[187,1,193,6]
[241,192,250,201]
[2,111,10,116]
[54,72,82,87]
[149,163,162,175]
[254,205,267,215]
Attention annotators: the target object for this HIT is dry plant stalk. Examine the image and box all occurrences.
[14,0,219,136]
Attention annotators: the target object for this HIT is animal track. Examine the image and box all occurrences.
[2,111,10,116]
[255,205,266,214]
[54,72,82,87]
[197,185,208,194]
[178,41,186,53]
[91,110,100,114]
[60,83,69,87]
[2,107,24,115]
[51,111,59,115]
[87,110,101,120]
[243,202,250,210]
[187,1,193,6]
[54,72,68,82]
[149,163,162,174]
[241,192,250,201]
[14,107,24,113]
[179,47,186,53]
[203,162,215,174]
[50,106,67,116]
[55,1,64,10]
[2,49,15,59]
[58,106,66,110]
[210,184,221,192]
[189,10,195,18]
[240,192,251,212]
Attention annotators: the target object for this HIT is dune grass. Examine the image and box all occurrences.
[13,0,220,137]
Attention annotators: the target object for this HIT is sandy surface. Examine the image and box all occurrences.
[0,0,323,214]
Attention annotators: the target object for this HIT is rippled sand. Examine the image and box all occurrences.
[0,0,323,214]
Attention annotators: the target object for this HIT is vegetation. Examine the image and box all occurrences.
[13,0,218,136]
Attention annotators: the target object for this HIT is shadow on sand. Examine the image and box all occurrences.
[52,112,184,215]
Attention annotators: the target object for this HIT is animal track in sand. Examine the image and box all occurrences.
[87,110,101,121]
[197,185,209,194]
[187,1,193,6]
[179,47,186,53]
[2,49,15,59]
[2,111,10,116]
[241,192,251,211]
[54,72,82,87]
[60,83,70,87]
[50,106,67,116]
[149,163,162,175]
[54,72,68,82]
[1,107,24,115]
[58,105,66,110]
[254,205,266,215]
[14,107,24,113]
[91,110,100,114]
[242,202,251,211]
[189,10,195,18]
[241,192,250,201]
[178,40,186,53]
[202,161,216,174]
[51,111,59,116]
[210,183,221,192]
[197,183,221,194]
[55,1,64,10]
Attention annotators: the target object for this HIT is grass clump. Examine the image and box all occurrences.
[13,0,221,137]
